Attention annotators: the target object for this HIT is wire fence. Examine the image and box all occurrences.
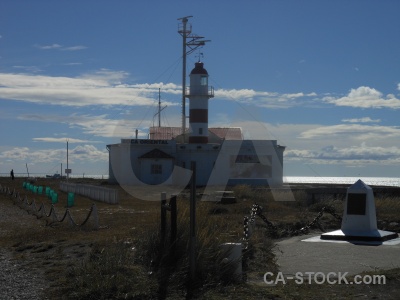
[0,184,99,229]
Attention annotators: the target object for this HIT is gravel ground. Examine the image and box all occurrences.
[0,249,49,300]
[0,187,49,300]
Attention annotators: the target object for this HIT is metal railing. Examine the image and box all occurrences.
[185,86,214,97]
[59,182,119,204]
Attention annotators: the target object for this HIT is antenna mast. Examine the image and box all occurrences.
[158,88,161,127]
[153,88,167,128]
[177,16,209,136]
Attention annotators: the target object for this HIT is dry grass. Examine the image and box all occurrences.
[1,177,400,299]
[376,196,400,219]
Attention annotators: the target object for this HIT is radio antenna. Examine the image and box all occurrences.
[177,16,210,135]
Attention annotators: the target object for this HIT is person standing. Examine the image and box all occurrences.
[10,169,14,180]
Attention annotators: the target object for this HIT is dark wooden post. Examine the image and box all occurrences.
[170,195,177,246]
[189,161,196,282]
[160,192,167,247]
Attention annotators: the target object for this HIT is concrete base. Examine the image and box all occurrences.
[302,234,400,246]
[321,229,398,242]
[273,233,400,280]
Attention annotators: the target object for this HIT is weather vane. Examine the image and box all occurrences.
[196,52,204,62]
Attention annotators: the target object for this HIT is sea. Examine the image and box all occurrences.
[2,173,400,188]
[284,176,400,187]
[0,173,109,180]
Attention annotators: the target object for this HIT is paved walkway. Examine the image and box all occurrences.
[274,232,400,277]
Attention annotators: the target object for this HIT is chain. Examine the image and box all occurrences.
[290,209,325,236]
[252,205,278,231]
[243,204,277,249]
[243,204,342,248]
[323,206,343,220]
[1,184,99,229]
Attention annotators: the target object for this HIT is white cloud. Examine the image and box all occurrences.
[0,71,179,107]
[69,145,108,162]
[0,70,318,109]
[0,147,32,161]
[12,65,43,73]
[208,120,400,166]
[215,88,317,108]
[35,44,87,51]
[33,137,101,143]
[64,62,82,66]
[285,143,400,166]
[78,69,130,85]
[216,88,261,100]
[35,43,62,49]
[19,113,147,138]
[281,121,400,167]
[0,145,108,164]
[341,117,381,123]
[61,46,88,51]
[299,124,400,140]
[325,86,400,109]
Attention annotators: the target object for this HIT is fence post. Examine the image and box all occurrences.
[92,204,99,230]
[170,195,177,248]
[160,192,167,248]
[189,161,196,284]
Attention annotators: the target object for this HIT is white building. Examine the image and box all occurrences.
[107,61,285,187]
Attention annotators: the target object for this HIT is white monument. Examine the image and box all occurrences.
[321,179,398,241]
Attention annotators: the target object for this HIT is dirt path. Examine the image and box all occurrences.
[0,188,49,299]
[0,184,95,299]
[0,249,49,300]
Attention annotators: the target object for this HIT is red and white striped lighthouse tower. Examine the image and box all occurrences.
[187,61,214,143]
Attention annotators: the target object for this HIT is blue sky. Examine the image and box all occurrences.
[1,0,400,178]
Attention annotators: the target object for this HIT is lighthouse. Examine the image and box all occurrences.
[107,17,286,187]
[187,61,214,143]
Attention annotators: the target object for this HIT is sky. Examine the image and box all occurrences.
[1,0,400,178]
